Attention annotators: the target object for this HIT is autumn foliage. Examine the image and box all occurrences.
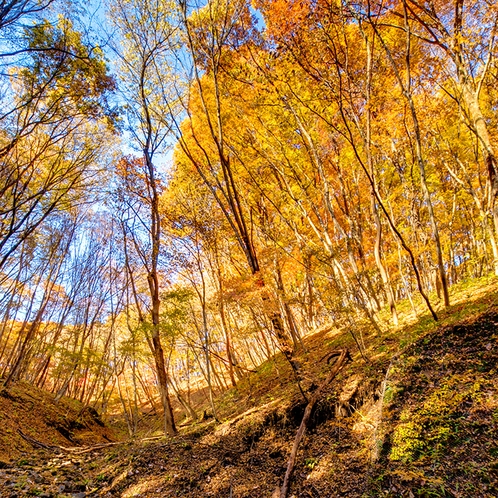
[0,0,497,436]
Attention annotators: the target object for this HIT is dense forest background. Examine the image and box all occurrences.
[0,0,497,436]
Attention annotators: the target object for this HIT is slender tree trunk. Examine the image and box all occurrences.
[214,248,237,386]
[401,1,449,306]
[169,371,197,421]
[274,259,302,349]
[364,35,399,326]
[145,143,176,436]
[150,280,176,435]
[451,0,498,274]
[457,82,498,274]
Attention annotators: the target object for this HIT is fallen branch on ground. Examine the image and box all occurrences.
[18,429,127,454]
[18,429,58,451]
[276,348,352,498]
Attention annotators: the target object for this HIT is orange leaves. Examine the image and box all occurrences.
[254,0,312,41]
[115,155,165,199]
[115,156,146,183]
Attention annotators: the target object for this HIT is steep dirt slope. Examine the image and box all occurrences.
[370,310,498,497]
[0,381,114,464]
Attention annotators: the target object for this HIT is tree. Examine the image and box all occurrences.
[110,0,182,435]
[0,15,116,273]
[398,0,498,275]
[112,156,176,435]
[175,0,304,383]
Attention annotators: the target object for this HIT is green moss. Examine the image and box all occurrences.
[390,377,482,463]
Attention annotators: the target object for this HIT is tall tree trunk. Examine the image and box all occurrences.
[452,0,498,274]
[401,0,449,306]
[144,123,176,434]
[213,245,237,386]
[364,35,399,326]
[458,80,498,274]
[274,259,302,349]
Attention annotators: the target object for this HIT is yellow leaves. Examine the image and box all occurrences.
[189,0,238,27]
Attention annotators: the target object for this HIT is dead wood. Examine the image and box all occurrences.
[18,429,125,454]
[18,429,58,450]
[278,349,351,498]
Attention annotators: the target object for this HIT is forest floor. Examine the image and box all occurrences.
[0,275,497,497]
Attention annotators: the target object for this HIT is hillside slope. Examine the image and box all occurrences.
[83,308,496,498]
[0,381,114,463]
[0,278,496,497]
[370,310,498,497]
